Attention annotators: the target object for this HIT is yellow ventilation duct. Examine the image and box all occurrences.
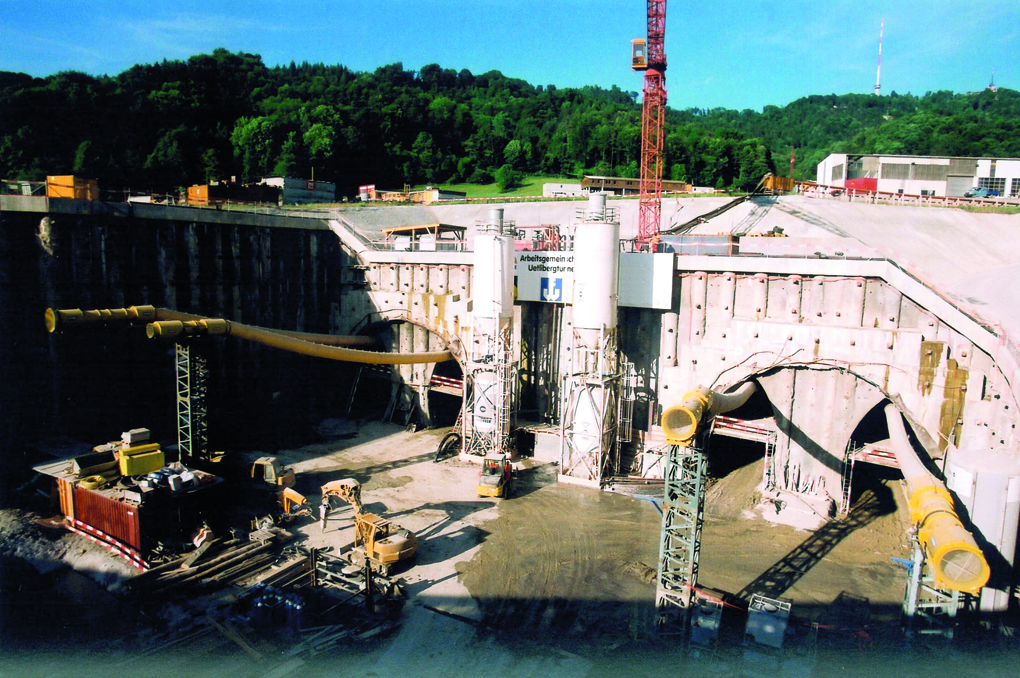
[884,404,990,594]
[46,306,451,365]
[660,383,757,446]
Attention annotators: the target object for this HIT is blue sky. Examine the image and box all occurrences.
[1,1,1016,111]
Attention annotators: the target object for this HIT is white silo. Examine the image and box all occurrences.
[463,208,517,459]
[560,194,624,486]
[946,447,1020,613]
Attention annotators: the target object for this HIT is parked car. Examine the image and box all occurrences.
[964,187,1000,198]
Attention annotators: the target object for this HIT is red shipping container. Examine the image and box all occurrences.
[845,178,878,192]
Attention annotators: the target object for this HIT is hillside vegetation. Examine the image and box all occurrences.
[1,49,1018,197]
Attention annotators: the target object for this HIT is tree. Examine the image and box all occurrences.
[495,164,519,192]
[231,116,277,182]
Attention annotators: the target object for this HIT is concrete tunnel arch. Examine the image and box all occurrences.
[360,315,467,429]
[698,362,902,516]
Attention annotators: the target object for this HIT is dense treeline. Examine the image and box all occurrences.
[1,49,1018,196]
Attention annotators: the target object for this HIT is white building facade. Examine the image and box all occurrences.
[816,154,1020,198]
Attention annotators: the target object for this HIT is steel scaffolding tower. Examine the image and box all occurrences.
[560,326,623,483]
[655,442,708,626]
[462,317,515,458]
[175,341,209,463]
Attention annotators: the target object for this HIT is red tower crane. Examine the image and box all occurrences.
[632,0,667,251]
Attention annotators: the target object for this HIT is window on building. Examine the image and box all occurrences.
[882,163,910,180]
[920,190,929,196]
[1011,178,1020,197]
[977,177,1007,193]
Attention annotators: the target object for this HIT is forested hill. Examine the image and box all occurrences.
[1,49,1018,196]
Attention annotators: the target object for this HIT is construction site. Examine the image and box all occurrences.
[4,4,1020,677]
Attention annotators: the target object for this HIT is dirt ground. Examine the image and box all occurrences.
[1,422,1016,677]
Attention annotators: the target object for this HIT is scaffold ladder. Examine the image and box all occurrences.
[840,440,857,515]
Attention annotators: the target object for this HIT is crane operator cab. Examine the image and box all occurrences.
[631,39,648,70]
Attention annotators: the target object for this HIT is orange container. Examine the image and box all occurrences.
[46,175,99,200]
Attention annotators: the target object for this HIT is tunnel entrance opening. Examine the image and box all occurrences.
[844,400,905,519]
[703,386,776,514]
[427,358,464,429]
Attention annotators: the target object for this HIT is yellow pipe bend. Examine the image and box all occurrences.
[660,382,757,446]
[661,389,712,446]
[885,405,990,594]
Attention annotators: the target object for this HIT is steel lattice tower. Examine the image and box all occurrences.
[636,0,667,251]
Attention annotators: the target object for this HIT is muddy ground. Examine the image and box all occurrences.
[1,422,1017,677]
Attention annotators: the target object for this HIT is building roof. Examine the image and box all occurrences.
[381,223,466,239]
[825,153,1020,162]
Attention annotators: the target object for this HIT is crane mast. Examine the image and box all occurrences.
[634,0,667,251]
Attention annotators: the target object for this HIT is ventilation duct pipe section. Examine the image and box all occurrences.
[660,383,757,446]
[46,306,374,346]
[146,319,452,365]
[884,404,990,595]
[946,447,1020,612]
[46,306,448,364]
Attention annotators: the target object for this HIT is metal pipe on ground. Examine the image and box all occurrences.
[884,404,990,595]
[660,382,757,446]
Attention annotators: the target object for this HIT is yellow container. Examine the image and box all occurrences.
[46,175,99,200]
[120,442,160,457]
[119,450,165,476]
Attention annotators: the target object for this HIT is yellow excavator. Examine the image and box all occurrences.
[321,478,418,576]
[250,457,309,519]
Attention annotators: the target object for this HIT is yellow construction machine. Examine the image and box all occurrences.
[251,457,308,517]
[476,455,514,498]
[321,478,418,575]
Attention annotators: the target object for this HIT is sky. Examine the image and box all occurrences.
[0,0,1016,111]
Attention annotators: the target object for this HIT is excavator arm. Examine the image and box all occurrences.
[321,478,364,514]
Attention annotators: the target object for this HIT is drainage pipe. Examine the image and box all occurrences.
[660,382,758,446]
[884,404,990,595]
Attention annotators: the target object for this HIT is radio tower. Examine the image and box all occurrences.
[633,0,667,252]
[874,19,884,96]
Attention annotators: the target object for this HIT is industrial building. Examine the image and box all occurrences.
[261,176,337,204]
[816,153,1020,197]
[579,175,694,196]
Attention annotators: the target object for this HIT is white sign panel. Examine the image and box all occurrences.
[618,253,674,309]
[515,252,575,303]
[515,251,674,309]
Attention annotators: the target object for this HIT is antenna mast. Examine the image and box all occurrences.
[874,19,884,96]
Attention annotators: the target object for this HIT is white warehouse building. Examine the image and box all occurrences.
[816,153,1020,198]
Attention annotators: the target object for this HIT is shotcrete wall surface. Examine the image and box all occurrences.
[0,203,351,460]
